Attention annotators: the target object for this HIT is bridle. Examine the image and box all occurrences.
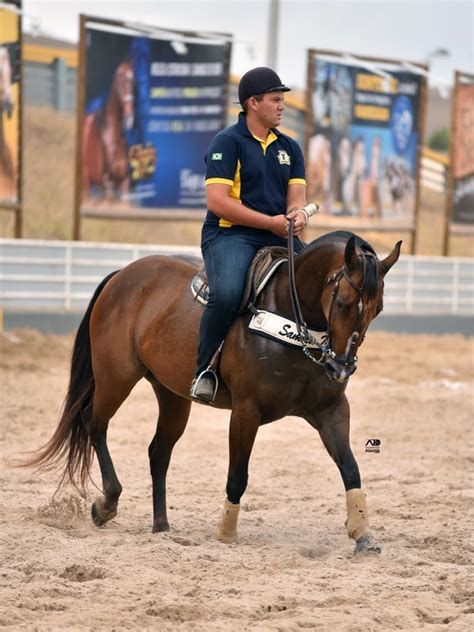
[287,221,376,374]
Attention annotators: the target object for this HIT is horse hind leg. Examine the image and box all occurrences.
[89,368,143,527]
[148,380,191,533]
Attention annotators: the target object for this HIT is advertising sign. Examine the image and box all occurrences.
[78,18,231,218]
[450,74,474,224]
[0,0,21,206]
[306,51,425,228]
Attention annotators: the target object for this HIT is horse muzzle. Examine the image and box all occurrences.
[124,112,134,130]
[323,331,360,382]
[324,356,357,383]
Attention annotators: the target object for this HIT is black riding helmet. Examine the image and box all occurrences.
[238,66,291,105]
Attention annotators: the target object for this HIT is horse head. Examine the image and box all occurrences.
[114,61,135,130]
[319,236,402,383]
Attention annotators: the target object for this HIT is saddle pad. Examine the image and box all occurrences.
[248,310,325,349]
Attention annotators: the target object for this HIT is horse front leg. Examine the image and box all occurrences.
[217,403,260,544]
[307,395,381,556]
[119,175,130,200]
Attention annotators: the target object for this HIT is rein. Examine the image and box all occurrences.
[287,222,326,366]
[287,222,372,371]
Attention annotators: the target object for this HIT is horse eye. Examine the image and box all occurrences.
[335,299,349,312]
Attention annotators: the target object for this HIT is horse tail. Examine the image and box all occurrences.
[19,270,120,493]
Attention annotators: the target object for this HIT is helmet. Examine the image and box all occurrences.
[238,66,291,105]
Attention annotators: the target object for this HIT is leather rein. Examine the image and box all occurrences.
[287,221,374,371]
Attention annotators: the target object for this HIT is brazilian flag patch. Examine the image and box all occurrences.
[212,153,223,160]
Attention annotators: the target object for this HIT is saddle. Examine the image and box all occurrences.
[190,245,288,313]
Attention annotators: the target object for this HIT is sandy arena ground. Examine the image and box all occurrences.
[0,329,473,631]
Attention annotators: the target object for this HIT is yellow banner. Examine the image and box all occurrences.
[353,104,390,122]
[0,4,20,204]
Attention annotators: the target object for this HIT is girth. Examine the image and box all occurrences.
[190,245,288,313]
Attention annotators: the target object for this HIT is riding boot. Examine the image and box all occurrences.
[190,369,218,403]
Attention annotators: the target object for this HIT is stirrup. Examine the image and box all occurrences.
[190,368,219,403]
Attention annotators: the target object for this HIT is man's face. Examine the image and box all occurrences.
[253,91,286,128]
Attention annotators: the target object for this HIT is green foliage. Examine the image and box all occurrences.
[427,128,449,152]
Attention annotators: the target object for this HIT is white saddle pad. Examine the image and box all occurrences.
[248,310,325,349]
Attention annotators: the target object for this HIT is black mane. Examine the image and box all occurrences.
[309,230,376,255]
[307,230,379,299]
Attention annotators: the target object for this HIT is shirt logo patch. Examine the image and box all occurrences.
[212,153,223,160]
[277,150,291,165]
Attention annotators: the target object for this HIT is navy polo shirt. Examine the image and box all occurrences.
[202,112,306,237]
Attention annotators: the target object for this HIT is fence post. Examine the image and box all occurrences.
[52,57,67,111]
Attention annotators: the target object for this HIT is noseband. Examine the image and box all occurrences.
[287,223,375,372]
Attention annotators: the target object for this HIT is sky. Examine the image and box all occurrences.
[21,0,474,91]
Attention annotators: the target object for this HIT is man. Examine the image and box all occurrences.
[190,66,316,403]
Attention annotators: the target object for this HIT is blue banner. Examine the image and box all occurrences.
[81,25,231,211]
[307,57,423,225]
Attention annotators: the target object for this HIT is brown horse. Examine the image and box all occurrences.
[82,60,135,203]
[23,231,401,555]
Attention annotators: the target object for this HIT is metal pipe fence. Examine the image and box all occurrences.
[1,238,473,315]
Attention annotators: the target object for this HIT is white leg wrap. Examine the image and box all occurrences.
[216,499,240,543]
[345,488,371,540]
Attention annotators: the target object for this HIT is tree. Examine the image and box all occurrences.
[427,128,449,152]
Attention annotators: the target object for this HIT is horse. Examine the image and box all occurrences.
[82,60,135,203]
[0,45,15,188]
[23,231,401,556]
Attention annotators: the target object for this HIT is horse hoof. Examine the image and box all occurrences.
[216,532,238,544]
[152,522,170,533]
[354,534,381,556]
[91,499,117,527]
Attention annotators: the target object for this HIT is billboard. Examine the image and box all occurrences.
[306,50,426,229]
[77,16,231,224]
[0,0,21,206]
[450,73,474,224]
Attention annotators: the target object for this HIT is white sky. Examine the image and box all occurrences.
[22,0,474,89]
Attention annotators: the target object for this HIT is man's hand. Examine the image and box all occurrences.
[268,214,290,238]
[268,210,306,238]
[286,208,306,236]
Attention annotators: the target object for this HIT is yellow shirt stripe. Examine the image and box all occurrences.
[205,177,233,186]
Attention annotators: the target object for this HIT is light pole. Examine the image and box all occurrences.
[425,48,452,99]
[266,0,279,69]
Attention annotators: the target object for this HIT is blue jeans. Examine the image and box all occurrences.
[196,229,304,375]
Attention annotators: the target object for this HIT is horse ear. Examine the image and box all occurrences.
[380,240,402,276]
[344,236,358,270]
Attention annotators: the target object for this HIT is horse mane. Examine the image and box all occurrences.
[306,230,379,299]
